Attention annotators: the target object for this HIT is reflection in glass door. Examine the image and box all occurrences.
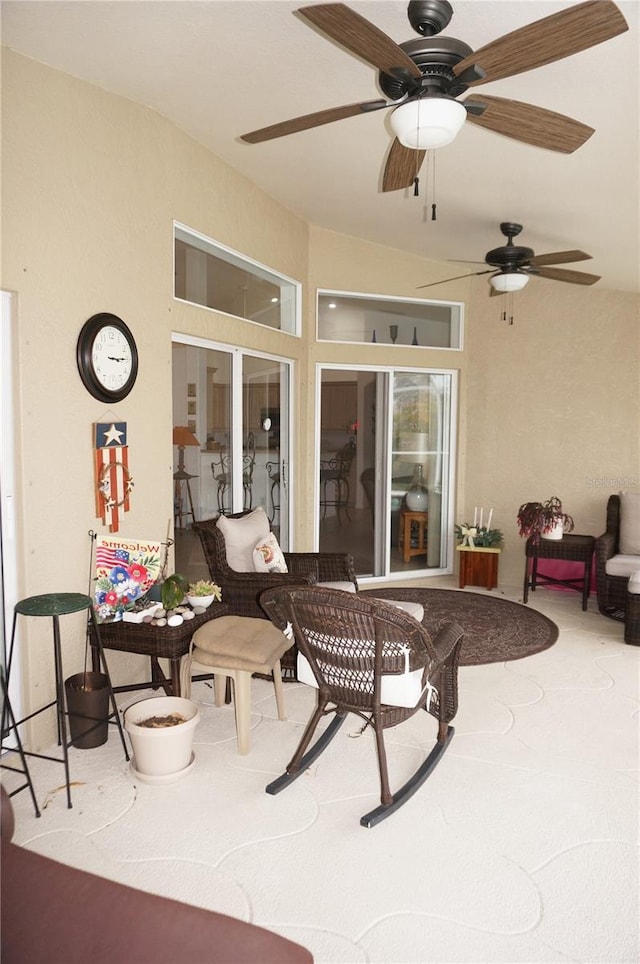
[172,340,291,577]
[242,356,288,546]
[318,367,455,580]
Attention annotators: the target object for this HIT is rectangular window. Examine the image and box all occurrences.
[174,223,299,334]
[317,290,462,350]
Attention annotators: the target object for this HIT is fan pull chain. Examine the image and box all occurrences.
[430,151,437,220]
[413,144,423,197]
[501,293,515,325]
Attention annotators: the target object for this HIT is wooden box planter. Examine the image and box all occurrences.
[457,546,501,591]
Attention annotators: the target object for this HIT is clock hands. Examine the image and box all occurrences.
[108,356,128,362]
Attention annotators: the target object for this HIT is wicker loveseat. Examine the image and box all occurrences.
[595,493,640,621]
[194,512,357,620]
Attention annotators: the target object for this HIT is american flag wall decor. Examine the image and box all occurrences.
[94,421,134,533]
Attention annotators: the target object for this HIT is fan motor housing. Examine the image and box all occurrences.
[378,37,474,101]
[486,245,535,267]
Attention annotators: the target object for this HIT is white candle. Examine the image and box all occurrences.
[473,506,478,526]
[479,507,484,528]
[487,508,493,529]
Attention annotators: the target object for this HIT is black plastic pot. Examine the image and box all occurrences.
[64,671,109,749]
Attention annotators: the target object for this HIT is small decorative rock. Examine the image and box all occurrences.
[143,614,154,623]
[167,613,184,627]
[155,608,166,619]
[152,617,167,627]
[182,610,195,621]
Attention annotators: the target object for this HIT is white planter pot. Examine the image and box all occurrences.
[124,696,199,781]
[541,521,564,541]
[186,594,214,609]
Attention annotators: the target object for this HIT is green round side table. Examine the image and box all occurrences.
[2,592,128,811]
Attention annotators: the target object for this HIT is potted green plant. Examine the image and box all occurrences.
[186,579,222,610]
[160,572,190,609]
[517,497,574,542]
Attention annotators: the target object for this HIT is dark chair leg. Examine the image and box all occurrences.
[266,708,345,795]
[360,725,455,829]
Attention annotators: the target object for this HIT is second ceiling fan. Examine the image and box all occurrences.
[240,1,628,191]
[417,222,602,294]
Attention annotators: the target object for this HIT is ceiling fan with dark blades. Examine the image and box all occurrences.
[240,1,628,192]
[417,222,602,294]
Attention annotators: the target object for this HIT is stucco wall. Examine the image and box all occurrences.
[463,276,639,583]
[2,50,639,748]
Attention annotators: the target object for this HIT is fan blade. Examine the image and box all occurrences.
[298,3,422,79]
[240,99,387,143]
[417,270,492,289]
[453,1,628,86]
[382,140,425,192]
[464,95,594,153]
[531,249,592,265]
[535,266,601,285]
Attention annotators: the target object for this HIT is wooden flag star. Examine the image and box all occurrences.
[102,423,125,446]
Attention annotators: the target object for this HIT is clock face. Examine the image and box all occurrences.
[77,313,138,403]
[91,325,133,392]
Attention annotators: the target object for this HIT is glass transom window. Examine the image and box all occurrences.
[317,290,462,349]
[174,223,299,334]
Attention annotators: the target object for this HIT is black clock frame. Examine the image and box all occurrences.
[76,312,138,403]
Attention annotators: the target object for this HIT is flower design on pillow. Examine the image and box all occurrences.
[256,543,276,566]
[253,532,288,573]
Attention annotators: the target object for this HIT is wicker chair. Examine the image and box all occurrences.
[259,585,464,828]
[595,493,640,620]
[193,513,357,673]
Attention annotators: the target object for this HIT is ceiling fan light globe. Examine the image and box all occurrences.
[390,98,466,150]
[490,272,530,293]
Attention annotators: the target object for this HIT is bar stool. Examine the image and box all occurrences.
[1,592,129,809]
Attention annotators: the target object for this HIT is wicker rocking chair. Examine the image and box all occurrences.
[259,585,464,828]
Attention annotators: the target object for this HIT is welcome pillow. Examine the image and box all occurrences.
[253,531,288,573]
[216,507,270,571]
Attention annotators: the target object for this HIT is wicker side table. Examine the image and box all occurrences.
[90,603,229,697]
[523,534,595,611]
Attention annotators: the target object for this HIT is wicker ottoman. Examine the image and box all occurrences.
[624,573,640,645]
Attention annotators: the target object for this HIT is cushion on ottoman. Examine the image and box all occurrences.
[317,580,357,592]
[190,614,291,674]
[373,598,425,622]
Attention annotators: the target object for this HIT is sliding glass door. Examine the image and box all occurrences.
[318,366,456,579]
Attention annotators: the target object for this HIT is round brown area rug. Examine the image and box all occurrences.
[361,588,559,666]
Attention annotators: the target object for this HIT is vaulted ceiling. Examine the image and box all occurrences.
[2,1,639,292]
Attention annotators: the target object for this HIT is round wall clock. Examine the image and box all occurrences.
[76,313,138,403]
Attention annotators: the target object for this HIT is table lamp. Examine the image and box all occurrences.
[172,426,200,527]
[173,426,200,478]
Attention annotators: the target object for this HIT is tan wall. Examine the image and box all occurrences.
[2,51,639,746]
[464,276,640,584]
[1,51,310,747]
